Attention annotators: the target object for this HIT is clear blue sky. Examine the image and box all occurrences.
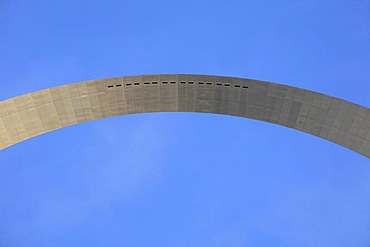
[1,1,370,246]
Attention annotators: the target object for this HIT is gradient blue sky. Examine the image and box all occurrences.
[1,1,370,246]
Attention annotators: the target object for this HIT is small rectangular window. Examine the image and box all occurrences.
[126,83,132,86]
[188,81,194,84]
[170,81,176,84]
[243,86,248,89]
[180,81,186,84]
[116,84,122,87]
[225,84,230,87]
[235,85,240,88]
[152,81,158,84]
[199,82,204,85]
[216,83,222,86]
[144,82,150,85]
[162,81,168,84]
[108,85,114,88]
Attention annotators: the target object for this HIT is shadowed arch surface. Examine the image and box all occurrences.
[0,74,369,158]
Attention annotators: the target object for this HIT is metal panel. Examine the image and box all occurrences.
[0,74,369,158]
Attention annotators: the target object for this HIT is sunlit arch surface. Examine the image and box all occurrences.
[0,74,369,158]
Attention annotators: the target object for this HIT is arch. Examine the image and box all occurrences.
[0,74,369,158]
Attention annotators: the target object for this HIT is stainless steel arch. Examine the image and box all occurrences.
[1,74,369,158]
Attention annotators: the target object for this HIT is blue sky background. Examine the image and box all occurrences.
[1,0,370,246]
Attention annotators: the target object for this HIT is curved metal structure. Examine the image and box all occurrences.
[0,74,369,157]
